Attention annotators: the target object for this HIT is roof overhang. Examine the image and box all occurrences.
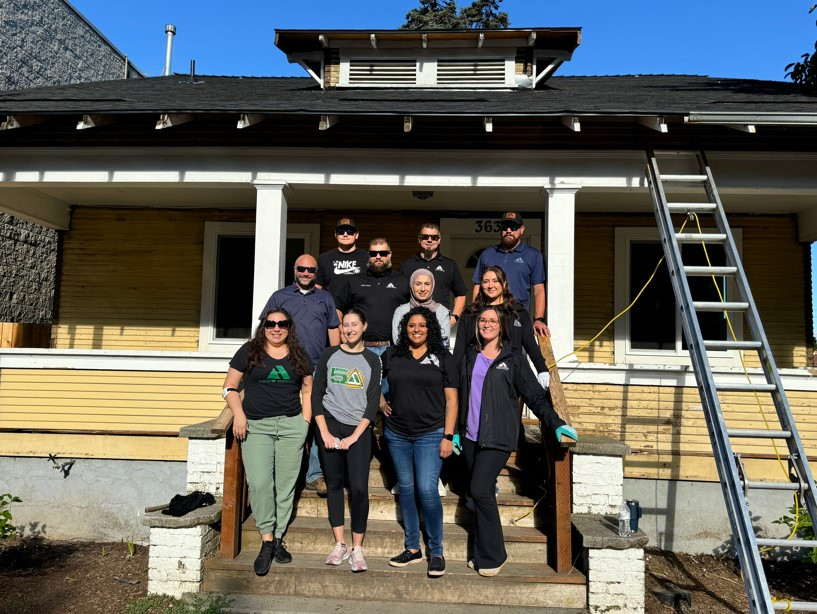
[686,112,817,126]
[274,27,581,55]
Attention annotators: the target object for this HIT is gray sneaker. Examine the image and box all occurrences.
[325,542,349,566]
[349,547,368,572]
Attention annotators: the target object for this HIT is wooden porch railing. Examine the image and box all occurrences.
[539,335,575,574]
[215,339,575,571]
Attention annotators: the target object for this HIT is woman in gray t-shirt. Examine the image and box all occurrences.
[312,308,382,573]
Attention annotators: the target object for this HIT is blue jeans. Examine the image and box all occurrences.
[383,425,444,557]
[305,432,322,484]
[366,344,390,397]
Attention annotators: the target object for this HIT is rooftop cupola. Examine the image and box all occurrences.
[274,27,581,90]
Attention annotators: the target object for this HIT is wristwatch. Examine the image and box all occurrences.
[452,314,460,322]
[534,317,546,323]
[221,387,239,400]
[443,433,454,441]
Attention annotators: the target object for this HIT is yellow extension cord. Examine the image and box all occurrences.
[517,211,804,584]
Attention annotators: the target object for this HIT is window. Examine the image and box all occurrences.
[614,227,742,366]
[199,222,320,352]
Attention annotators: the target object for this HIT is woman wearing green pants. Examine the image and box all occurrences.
[222,307,313,575]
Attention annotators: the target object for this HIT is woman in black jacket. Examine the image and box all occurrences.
[458,306,577,577]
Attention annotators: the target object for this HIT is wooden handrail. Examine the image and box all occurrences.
[211,405,233,436]
[538,336,573,574]
[216,403,246,559]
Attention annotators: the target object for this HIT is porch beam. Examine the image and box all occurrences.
[319,115,339,130]
[155,114,193,130]
[1,115,46,130]
[477,33,485,48]
[561,116,581,132]
[726,124,757,134]
[544,187,579,362]
[76,114,114,130]
[251,183,289,328]
[797,206,817,242]
[483,117,493,133]
[0,187,71,230]
[638,115,668,133]
[237,113,264,129]
[403,116,413,133]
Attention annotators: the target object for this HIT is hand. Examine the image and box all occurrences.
[449,315,458,328]
[534,320,550,337]
[320,430,337,450]
[439,438,453,459]
[537,370,550,390]
[339,435,358,451]
[233,414,248,441]
[380,399,393,417]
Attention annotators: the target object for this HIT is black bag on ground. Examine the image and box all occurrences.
[161,491,216,517]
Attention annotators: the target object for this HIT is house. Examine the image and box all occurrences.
[0,23,815,571]
[0,0,143,345]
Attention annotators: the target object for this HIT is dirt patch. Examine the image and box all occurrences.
[0,537,147,614]
[646,548,817,613]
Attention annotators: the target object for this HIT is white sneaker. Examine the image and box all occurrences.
[438,478,447,497]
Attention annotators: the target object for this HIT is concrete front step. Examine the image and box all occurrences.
[204,552,586,609]
[224,593,585,614]
[291,489,547,528]
[242,516,548,563]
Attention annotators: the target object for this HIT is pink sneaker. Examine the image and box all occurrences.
[325,542,348,566]
[349,547,368,572]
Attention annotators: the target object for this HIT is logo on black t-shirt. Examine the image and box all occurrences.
[329,367,365,389]
[261,365,292,383]
[334,260,361,275]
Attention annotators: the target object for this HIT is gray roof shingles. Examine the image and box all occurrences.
[0,74,814,116]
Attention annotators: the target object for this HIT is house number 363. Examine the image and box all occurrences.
[474,220,502,233]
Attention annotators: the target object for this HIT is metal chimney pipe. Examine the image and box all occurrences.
[163,25,176,76]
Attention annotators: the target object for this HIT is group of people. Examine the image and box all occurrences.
[221,213,578,580]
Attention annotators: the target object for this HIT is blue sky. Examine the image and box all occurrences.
[70,0,817,338]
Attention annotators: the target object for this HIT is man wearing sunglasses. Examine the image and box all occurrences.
[400,223,467,330]
[259,253,341,497]
[316,217,369,299]
[334,238,409,357]
[472,211,549,338]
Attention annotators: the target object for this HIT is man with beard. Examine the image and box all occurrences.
[315,217,369,299]
[334,238,409,360]
[400,223,467,330]
[472,211,549,337]
[258,253,340,497]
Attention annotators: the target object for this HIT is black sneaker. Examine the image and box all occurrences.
[273,539,293,564]
[428,555,446,577]
[253,540,276,575]
[389,548,423,567]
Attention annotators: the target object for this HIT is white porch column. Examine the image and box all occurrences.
[545,187,579,362]
[251,183,289,327]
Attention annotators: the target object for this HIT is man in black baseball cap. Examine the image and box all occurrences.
[316,217,369,298]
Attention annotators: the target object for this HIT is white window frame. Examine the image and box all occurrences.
[198,222,320,353]
[614,227,743,367]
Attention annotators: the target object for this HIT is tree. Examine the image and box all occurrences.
[785,4,816,89]
[401,0,510,30]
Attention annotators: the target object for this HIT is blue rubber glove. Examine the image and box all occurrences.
[452,434,462,456]
[555,425,578,442]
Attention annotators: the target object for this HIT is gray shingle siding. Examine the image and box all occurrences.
[0,0,141,324]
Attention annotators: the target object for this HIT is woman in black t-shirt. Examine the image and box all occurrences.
[222,308,313,576]
[381,306,458,578]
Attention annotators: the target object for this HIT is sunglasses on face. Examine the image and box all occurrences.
[295,265,317,274]
[500,223,520,232]
[336,229,355,236]
[369,250,390,257]
[418,234,440,241]
[264,319,290,330]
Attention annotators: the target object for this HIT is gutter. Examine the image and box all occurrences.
[686,112,817,126]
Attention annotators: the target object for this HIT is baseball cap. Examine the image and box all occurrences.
[336,217,357,233]
[501,211,524,228]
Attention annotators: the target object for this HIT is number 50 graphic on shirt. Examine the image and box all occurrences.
[329,367,365,389]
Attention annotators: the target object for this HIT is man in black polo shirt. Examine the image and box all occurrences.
[400,222,467,329]
[335,237,409,360]
[316,217,369,298]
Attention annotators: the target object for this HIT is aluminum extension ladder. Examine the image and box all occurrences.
[646,150,817,613]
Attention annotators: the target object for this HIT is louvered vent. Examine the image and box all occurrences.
[437,58,506,85]
[348,59,416,85]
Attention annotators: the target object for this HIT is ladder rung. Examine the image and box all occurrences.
[756,538,817,549]
[693,301,748,311]
[716,382,776,392]
[773,601,817,611]
[667,202,717,212]
[727,428,791,439]
[704,340,762,350]
[744,480,809,491]
[660,174,708,183]
[684,266,737,276]
[675,232,727,243]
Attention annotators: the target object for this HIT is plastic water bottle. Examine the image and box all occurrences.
[618,502,631,537]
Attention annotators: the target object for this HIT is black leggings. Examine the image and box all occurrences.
[462,437,511,569]
[317,412,372,534]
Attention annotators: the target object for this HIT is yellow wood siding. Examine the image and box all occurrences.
[0,432,188,461]
[565,382,817,481]
[0,369,225,432]
[54,208,252,350]
[573,214,809,368]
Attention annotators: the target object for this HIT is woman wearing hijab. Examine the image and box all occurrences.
[392,268,451,347]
